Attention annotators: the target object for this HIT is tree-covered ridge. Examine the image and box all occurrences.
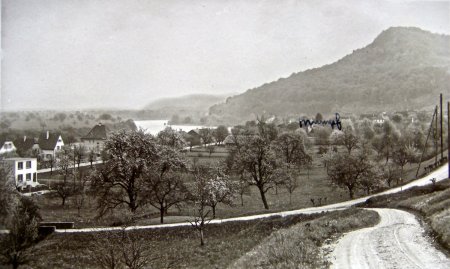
[208,27,450,125]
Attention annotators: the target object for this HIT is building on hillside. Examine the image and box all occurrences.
[0,158,38,189]
[38,131,64,160]
[13,136,40,158]
[0,139,17,156]
[81,123,108,156]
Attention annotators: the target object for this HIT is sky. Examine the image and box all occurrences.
[1,0,449,111]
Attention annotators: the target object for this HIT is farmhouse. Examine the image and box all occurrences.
[0,139,16,156]
[1,157,39,189]
[81,123,108,155]
[39,131,64,160]
[14,136,40,158]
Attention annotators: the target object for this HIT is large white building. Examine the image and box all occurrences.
[1,158,39,189]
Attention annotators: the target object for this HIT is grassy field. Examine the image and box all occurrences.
[231,208,379,269]
[364,178,450,251]
[23,208,378,269]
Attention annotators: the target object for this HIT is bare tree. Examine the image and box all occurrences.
[189,166,212,246]
[284,172,299,205]
[73,145,86,169]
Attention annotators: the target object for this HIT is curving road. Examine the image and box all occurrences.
[330,208,450,269]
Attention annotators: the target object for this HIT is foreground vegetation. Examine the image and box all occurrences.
[365,178,450,251]
[230,208,379,269]
[17,208,375,269]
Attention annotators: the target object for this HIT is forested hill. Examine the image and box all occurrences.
[208,27,450,125]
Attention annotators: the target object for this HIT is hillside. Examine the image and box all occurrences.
[145,93,231,123]
[208,27,450,125]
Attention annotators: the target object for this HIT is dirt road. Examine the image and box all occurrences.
[330,208,450,269]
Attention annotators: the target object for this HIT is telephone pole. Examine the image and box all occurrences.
[440,93,443,159]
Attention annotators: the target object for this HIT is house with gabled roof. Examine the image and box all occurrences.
[0,139,17,156]
[81,123,108,155]
[13,136,40,158]
[39,131,64,160]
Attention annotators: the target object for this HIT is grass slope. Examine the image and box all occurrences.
[365,178,450,251]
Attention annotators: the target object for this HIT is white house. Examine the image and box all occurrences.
[1,158,39,189]
[39,131,64,160]
[0,140,17,155]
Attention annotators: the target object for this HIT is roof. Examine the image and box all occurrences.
[13,137,38,153]
[187,129,201,136]
[82,123,108,140]
[2,157,36,161]
[39,132,62,150]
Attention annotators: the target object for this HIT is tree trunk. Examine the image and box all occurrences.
[347,186,354,199]
[62,197,66,206]
[240,193,244,206]
[160,207,164,224]
[200,228,205,246]
[257,186,269,209]
[212,206,216,219]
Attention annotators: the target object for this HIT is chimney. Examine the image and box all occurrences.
[46,131,49,140]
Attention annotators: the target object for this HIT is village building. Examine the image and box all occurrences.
[1,157,39,189]
[0,139,17,156]
[13,136,40,158]
[81,123,108,155]
[38,131,64,160]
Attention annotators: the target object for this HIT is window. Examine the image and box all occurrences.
[26,161,32,169]
[26,173,31,181]
[18,162,23,170]
[18,174,23,183]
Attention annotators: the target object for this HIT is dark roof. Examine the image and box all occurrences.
[39,132,62,150]
[13,137,37,153]
[82,123,108,140]
[187,129,201,136]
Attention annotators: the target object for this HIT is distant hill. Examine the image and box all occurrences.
[145,93,231,123]
[208,27,450,125]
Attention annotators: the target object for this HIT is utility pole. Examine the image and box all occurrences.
[440,93,443,160]
[435,106,438,165]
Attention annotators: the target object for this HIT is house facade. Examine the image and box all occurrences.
[81,123,108,155]
[39,131,64,161]
[1,158,39,189]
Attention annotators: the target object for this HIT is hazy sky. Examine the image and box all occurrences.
[1,0,449,111]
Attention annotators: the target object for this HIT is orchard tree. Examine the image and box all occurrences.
[143,145,187,223]
[157,127,186,150]
[73,145,86,169]
[205,168,235,218]
[213,125,229,145]
[189,165,212,246]
[199,128,213,147]
[91,129,158,215]
[334,127,359,154]
[325,148,374,199]
[233,136,279,209]
[273,132,311,167]
[0,196,41,269]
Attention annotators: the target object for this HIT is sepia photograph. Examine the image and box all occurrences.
[0,0,449,268]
